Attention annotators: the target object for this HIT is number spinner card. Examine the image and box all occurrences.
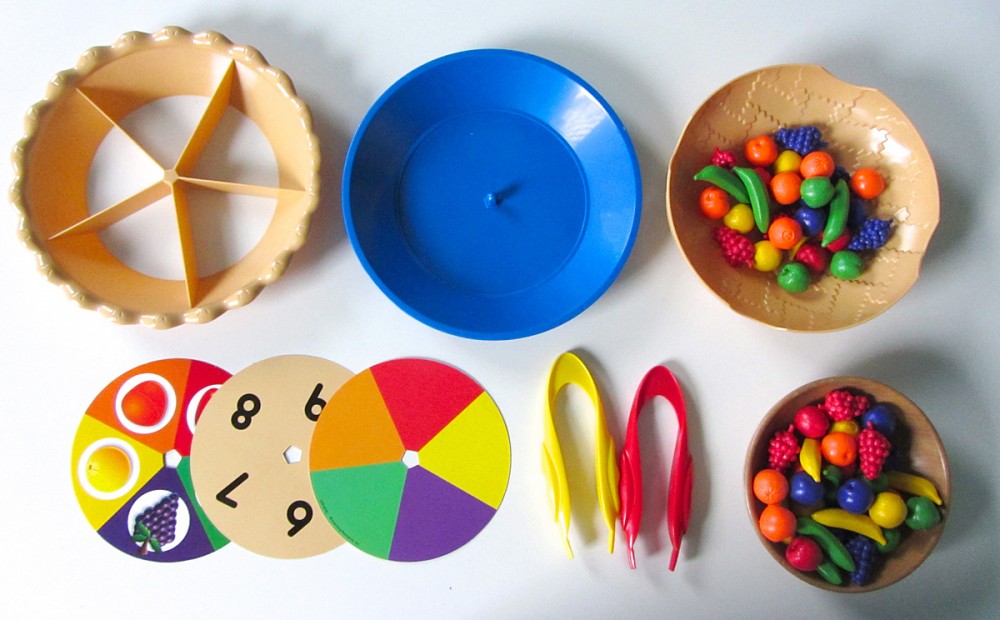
[190,355,353,558]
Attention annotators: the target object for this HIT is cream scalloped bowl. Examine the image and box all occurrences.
[10,27,320,327]
[667,65,939,331]
[745,377,950,592]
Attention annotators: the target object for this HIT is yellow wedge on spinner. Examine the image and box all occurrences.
[542,352,620,558]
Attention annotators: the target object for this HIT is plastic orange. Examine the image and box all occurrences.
[770,171,802,205]
[758,504,796,542]
[821,431,858,467]
[799,151,835,178]
[851,167,885,199]
[699,186,730,219]
[767,216,803,250]
[745,135,779,167]
[753,469,789,505]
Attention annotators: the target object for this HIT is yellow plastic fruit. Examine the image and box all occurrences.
[753,240,782,272]
[868,491,907,529]
[830,419,860,435]
[723,203,755,234]
[773,150,803,174]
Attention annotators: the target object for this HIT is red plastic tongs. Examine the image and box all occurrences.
[618,365,693,570]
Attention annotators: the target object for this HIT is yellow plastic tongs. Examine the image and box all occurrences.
[542,352,620,558]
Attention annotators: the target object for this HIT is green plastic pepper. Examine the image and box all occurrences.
[905,496,942,530]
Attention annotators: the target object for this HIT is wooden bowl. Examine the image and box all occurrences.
[10,27,320,327]
[744,377,950,592]
[667,65,939,331]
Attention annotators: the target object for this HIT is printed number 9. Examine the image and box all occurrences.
[287,500,313,537]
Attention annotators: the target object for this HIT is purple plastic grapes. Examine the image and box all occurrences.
[846,534,878,585]
[774,126,825,156]
[847,218,893,250]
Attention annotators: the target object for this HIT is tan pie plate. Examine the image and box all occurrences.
[667,65,939,331]
[10,27,320,327]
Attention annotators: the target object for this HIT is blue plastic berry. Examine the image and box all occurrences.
[846,535,878,585]
[831,165,851,186]
[774,126,825,156]
[847,218,893,250]
[848,195,868,229]
[794,203,827,237]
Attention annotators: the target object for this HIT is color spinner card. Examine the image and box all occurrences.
[71,359,231,562]
[310,358,511,562]
[190,355,352,559]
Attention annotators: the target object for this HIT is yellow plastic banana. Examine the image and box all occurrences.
[542,352,620,558]
[811,508,887,545]
[886,471,943,505]
[800,437,822,482]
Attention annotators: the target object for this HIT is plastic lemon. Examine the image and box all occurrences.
[869,491,907,529]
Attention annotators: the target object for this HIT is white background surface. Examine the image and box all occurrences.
[2,2,998,618]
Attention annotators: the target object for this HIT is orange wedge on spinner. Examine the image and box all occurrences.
[310,368,404,471]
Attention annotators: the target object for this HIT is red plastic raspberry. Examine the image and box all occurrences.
[768,424,800,472]
[711,147,737,169]
[712,227,755,268]
[858,422,891,480]
[821,390,870,422]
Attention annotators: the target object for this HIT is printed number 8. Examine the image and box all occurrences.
[231,393,261,430]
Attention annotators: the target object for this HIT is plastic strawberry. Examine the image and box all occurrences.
[821,390,870,422]
[858,422,891,480]
[768,424,800,471]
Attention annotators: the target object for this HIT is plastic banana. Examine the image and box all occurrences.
[799,437,822,483]
[886,471,943,505]
[811,508,887,546]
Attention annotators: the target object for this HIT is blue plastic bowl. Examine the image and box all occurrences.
[344,49,641,340]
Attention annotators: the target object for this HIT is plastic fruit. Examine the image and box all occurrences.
[905,496,941,530]
[768,217,803,250]
[745,134,779,167]
[753,468,789,505]
[700,186,731,219]
[799,151,835,178]
[789,471,824,505]
[753,240,782,272]
[793,205,826,238]
[773,150,802,174]
[794,405,830,438]
[800,176,835,208]
[861,404,897,437]
[868,491,907,528]
[769,171,802,205]
[851,168,885,199]
[821,431,857,467]
[777,262,810,293]
[758,504,796,542]
[723,203,755,233]
[830,250,864,280]
[837,478,875,514]
[785,536,823,571]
